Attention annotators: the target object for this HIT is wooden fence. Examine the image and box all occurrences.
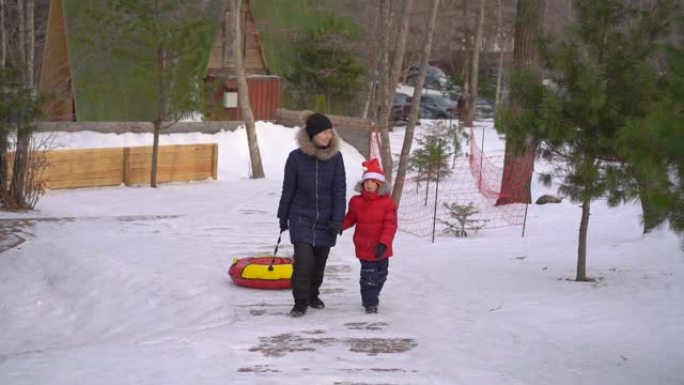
[40,143,218,189]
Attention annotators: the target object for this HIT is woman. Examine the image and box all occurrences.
[278,111,346,317]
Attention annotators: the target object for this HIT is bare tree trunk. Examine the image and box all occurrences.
[496,0,544,205]
[16,0,25,77]
[0,0,7,193]
[383,0,412,111]
[391,1,412,96]
[362,4,381,121]
[10,0,34,206]
[151,42,167,188]
[495,43,505,106]
[376,0,392,179]
[26,0,34,89]
[386,0,412,112]
[0,0,5,68]
[446,0,460,76]
[392,0,440,207]
[362,78,375,120]
[460,0,471,102]
[576,194,591,281]
[377,0,413,179]
[463,0,485,127]
[232,0,264,178]
[494,0,505,106]
[151,119,161,187]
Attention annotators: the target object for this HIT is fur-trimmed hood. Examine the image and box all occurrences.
[354,180,392,195]
[296,127,341,161]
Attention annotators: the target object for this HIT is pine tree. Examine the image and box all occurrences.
[619,28,684,242]
[84,0,216,187]
[408,122,453,206]
[286,15,365,114]
[439,202,486,237]
[504,0,679,280]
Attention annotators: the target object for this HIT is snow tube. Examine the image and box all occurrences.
[228,256,293,290]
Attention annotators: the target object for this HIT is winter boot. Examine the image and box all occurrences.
[290,303,308,317]
[309,297,325,309]
[365,305,378,314]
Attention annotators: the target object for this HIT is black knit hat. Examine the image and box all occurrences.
[305,113,333,139]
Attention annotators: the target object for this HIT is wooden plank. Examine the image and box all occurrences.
[122,144,218,185]
[44,147,125,188]
[20,143,219,189]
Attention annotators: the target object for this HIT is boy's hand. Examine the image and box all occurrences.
[279,218,289,232]
[374,243,387,259]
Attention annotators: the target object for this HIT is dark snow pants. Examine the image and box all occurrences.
[292,242,330,305]
[359,259,389,307]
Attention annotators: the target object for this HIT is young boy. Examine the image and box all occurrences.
[342,158,398,314]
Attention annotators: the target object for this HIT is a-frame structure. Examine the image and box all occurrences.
[205,0,269,77]
[38,0,75,122]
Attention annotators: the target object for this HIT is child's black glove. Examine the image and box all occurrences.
[375,243,387,259]
[279,218,289,232]
[327,220,342,236]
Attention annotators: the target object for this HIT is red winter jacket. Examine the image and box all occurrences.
[342,188,398,261]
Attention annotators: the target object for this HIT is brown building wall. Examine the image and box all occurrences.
[207,75,282,121]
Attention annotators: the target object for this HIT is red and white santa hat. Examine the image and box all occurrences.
[362,158,385,184]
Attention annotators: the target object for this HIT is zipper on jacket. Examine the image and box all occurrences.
[313,159,319,245]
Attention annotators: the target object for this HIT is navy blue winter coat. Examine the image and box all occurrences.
[278,128,346,247]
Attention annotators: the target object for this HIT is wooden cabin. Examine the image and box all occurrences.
[38,0,282,122]
[204,0,282,121]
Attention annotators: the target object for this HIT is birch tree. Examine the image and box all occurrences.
[376,0,413,182]
[494,0,506,106]
[392,0,440,207]
[230,0,264,178]
[0,0,5,68]
[0,0,7,191]
[374,0,392,177]
[462,0,485,127]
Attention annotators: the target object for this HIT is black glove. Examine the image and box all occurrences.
[327,220,342,236]
[279,218,289,232]
[375,243,387,259]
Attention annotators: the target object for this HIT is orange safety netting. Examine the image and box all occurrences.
[369,125,529,238]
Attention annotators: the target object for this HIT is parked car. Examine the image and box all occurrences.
[419,94,458,119]
[391,92,460,121]
[476,98,494,119]
[405,65,449,90]
[446,93,495,120]
[392,92,412,123]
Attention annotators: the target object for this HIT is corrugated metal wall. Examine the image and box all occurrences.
[208,76,283,121]
[241,76,282,121]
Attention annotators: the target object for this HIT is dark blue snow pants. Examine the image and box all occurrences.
[359,258,389,307]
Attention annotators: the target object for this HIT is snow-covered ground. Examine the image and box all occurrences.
[0,120,682,385]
